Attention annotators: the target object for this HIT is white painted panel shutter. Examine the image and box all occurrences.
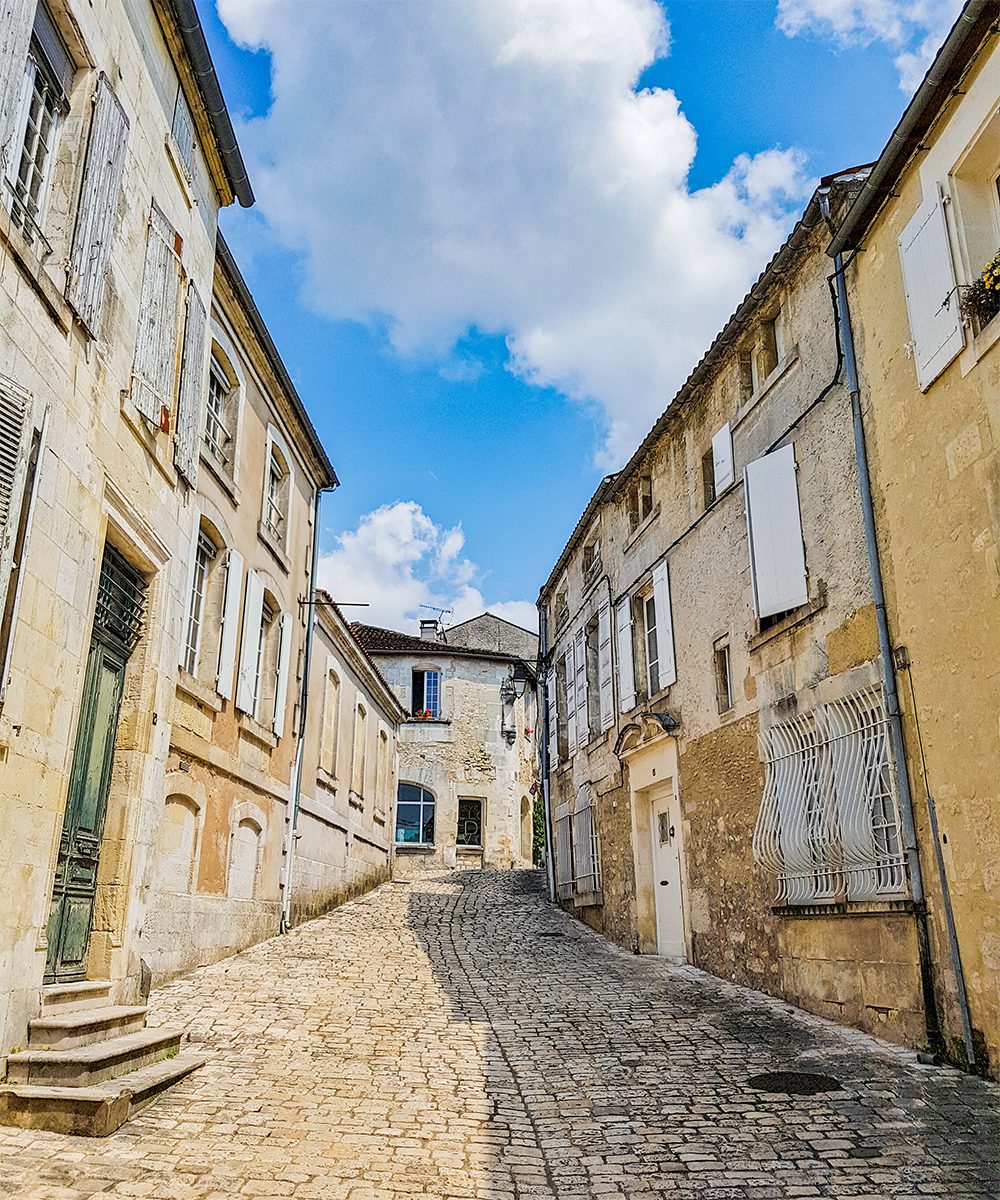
[651,561,676,688]
[712,422,734,492]
[898,198,963,391]
[66,75,129,332]
[272,611,293,737]
[131,204,182,423]
[174,284,206,484]
[615,597,635,714]
[0,0,34,173]
[216,548,243,699]
[565,643,578,752]
[546,667,558,771]
[597,599,613,731]
[744,444,809,619]
[0,374,32,621]
[234,568,263,714]
[574,628,587,744]
[178,520,200,669]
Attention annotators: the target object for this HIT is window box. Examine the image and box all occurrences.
[959,250,1000,332]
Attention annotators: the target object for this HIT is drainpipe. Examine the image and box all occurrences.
[537,600,556,902]
[822,192,970,1063]
[280,482,337,933]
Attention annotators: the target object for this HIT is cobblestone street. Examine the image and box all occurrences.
[1,870,998,1200]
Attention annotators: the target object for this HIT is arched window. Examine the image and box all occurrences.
[228,817,262,899]
[396,783,434,846]
[204,344,239,476]
[322,667,341,776]
[156,795,200,893]
[262,428,293,551]
[182,519,224,679]
[352,703,367,796]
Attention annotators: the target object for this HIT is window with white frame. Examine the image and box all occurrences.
[253,595,276,720]
[264,446,287,543]
[640,591,659,696]
[4,4,72,252]
[582,537,601,577]
[752,685,906,906]
[205,349,237,472]
[411,668,440,718]
[714,639,733,714]
[170,86,195,179]
[182,528,218,676]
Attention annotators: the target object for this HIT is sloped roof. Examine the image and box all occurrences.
[350,622,535,670]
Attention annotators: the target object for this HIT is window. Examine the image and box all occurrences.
[756,309,784,384]
[411,668,440,718]
[585,616,600,736]
[228,817,262,900]
[744,444,809,621]
[170,86,195,178]
[457,797,483,848]
[641,592,659,696]
[553,589,569,631]
[626,474,653,533]
[396,782,435,845]
[701,449,716,509]
[582,537,601,577]
[205,351,236,470]
[554,793,601,900]
[253,597,275,720]
[738,350,755,402]
[351,703,367,797]
[714,640,733,714]
[5,4,72,251]
[321,667,341,776]
[753,686,905,905]
[182,530,217,676]
[264,447,286,542]
[555,652,569,760]
[234,580,291,734]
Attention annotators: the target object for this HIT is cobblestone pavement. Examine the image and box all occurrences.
[1,870,998,1199]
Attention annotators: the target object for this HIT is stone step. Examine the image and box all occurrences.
[39,980,112,1015]
[0,1052,205,1137]
[5,1027,183,1088]
[28,1005,148,1050]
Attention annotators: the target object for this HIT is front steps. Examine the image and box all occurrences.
[0,983,205,1136]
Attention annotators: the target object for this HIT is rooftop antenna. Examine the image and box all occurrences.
[420,603,453,627]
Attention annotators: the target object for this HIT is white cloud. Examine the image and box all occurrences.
[317,501,535,634]
[776,0,964,91]
[217,0,811,465]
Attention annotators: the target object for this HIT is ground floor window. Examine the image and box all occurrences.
[396,782,435,845]
[457,797,483,848]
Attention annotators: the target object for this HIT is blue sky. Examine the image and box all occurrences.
[196,0,957,632]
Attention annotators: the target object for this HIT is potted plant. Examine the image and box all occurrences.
[960,249,1000,332]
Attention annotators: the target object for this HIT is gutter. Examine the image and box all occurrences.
[170,0,254,208]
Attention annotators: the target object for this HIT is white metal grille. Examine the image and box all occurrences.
[753,685,906,905]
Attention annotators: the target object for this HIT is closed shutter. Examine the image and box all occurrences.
[597,598,613,731]
[574,627,587,744]
[546,667,559,771]
[565,643,577,752]
[216,548,243,699]
[712,422,734,492]
[615,597,635,713]
[174,283,206,484]
[898,197,963,391]
[234,568,263,714]
[0,0,34,173]
[272,611,293,737]
[131,203,182,423]
[744,444,809,619]
[66,75,129,333]
[0,375,32,621]
[178,518,200,669]
[651,561,676,688]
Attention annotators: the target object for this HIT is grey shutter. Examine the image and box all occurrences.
[0,0,34,174]
[744,444,809,618]
[615,597,635,714]
[216,547,243,699]
[546,667,558,771]
[597,598,614,732]
[66,75,129,333]
[235,569,264,715]
[651,561,676,688]
[565,644,577,753]
[131,204,182,423]
[898,197,963,391]
[272,611,293,737]
[0,374,32,622]
[712,422,734,492]
[174,283,206,484]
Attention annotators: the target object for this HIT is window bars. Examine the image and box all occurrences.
[752,684,906,905]
[94,545,146,657]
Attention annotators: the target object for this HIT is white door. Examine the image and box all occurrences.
[650,790,686,959]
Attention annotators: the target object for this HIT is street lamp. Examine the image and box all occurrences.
[500,663,528,745]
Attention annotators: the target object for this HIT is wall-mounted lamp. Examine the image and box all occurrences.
[500,663,529,745]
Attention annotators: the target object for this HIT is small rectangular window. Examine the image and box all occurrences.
[738,350,755,401]
[701,448,716,509]
[555,653,569,759]
[714,640,733,714]
[626,474,654,532]
[643,592,659,696]
[411,668,440,717]
[585,616,600,736]
[757,311,783,382]
[205,355,234,467]
[582,537,601,577]
[553,589,568,630]
[170,87,196,177]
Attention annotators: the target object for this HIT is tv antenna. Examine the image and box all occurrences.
[420,603,453,625]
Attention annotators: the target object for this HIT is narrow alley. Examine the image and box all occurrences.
[0,870,996,1200]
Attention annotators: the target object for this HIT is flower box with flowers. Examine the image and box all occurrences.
[960,249,1000,332]
[410,709,438,721]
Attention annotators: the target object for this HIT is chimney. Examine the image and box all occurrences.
[419,618,439,640]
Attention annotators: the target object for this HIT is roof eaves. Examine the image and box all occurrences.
[538,474,618,601]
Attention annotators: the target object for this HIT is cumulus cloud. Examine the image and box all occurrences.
[217,0,810,465]
[776,0,964,92]
[317,501,536,634]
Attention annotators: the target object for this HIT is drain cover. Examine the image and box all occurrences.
[538,931,564,938]
[747,1071,842,1095]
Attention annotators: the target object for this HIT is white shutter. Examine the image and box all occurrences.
[597,599,613,731]
[574,628,587,744]
[744,444,809,619]
[651,561,676,689]
[174,284,206,484]
[272,611,293,737]
[234,569,263,714]
[0,375,32,622]
[178,519,200,669]
[0,0,34,174]
[546,667,558,771]
[66,75,129,332]
[898,197,963,391]
[615,598,635,714]
[131,204,182,423]
[712,422,734,492]
[216,548,243,699]
[565,644,577,752]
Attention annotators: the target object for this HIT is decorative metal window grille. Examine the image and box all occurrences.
[94,545,146,657]
[457,797,483,848]
[205,356,233,466]
[752,685,906,905]
[183,532,216,676]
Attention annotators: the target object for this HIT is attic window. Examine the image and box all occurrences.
[553,590,569,630]
[582,537,601,577]
[626,474,653,533]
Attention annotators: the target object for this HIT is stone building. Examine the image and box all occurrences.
[829,0,1000,1075]
[140,239,339,984]
[351,616,539,873]
[539,170,943,1053]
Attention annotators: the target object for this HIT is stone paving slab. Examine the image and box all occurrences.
[0,869,997,1199]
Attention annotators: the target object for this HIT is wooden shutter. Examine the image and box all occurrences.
[234,568,263,714]
[66,75,129,333]
[131,204,182,423]
[174,283,206,484]
[546,667,559,771]
[651,561,676,688]
[898,197,963,391]
[597,599,614,731]
[574,628,587,744]
[272,611,293,737]
[0,0,34,173]
[615,597,635,714]
[712,422,734,492]
[0,374,32,623]
[216,548,243,699]
[744,444,809,619]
